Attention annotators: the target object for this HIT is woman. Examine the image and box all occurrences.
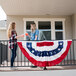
[30,23,39,41]
[7,22,17,69]
[26,23,39,68]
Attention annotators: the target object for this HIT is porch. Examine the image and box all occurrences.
[0,39,76,71]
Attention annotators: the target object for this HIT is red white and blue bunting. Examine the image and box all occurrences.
[17,40,72,67]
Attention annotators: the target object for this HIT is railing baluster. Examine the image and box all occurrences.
[72,40,75,64]
[70,46,72,65]
[67,50,68,65]
[7,41,8,66]
[21,50,22,66]
[23,51,25,66]
[0,41,1,67]
[0,42,2,67]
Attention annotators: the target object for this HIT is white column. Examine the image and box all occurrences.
[63,20,66,40]
[51,19,55,40]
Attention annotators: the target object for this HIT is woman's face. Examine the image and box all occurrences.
[12,23,16,30]
[30,24,35,30]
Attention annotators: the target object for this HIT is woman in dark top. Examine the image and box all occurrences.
[7,22,17,69]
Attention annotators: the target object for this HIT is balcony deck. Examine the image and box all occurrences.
[0,40,76,71]
[0,61,76,71]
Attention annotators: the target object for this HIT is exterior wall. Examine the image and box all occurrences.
[0,15,73,40]
[72,14,76,39]
[0,15,73,61]
[0,30,7,40]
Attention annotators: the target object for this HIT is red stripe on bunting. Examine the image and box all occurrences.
[17,41,72,67]
[37,42,54,47]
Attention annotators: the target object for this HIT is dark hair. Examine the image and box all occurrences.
[30,22,36,26]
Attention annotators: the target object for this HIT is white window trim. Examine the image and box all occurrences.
[23,18,65,40]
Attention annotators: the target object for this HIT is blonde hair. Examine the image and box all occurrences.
[7,22,16,39]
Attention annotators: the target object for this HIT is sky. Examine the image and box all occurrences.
[0,6,7,21]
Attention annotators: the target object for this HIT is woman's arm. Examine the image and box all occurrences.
[16,33,31,39]
[35,35,38,40]
[16,34,24,38]
[35,30,39,40]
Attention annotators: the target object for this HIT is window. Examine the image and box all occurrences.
[24,18,65,40]
[38,21,51,40]
[38,21,51,29]
[55,21,63,40]
[0,6,7,29]
[55,32,63,40]
[26,21,34,40]
[26,21,34,30]
[55,21,63,30]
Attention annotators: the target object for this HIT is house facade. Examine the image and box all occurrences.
[0,0,76,40]
[0,0,76,62]
[0,15,74,40]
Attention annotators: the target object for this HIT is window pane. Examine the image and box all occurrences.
[0,20,6,27]
[55,32,63,40]
[38,21,51,29]
[39,31,51,40]
[55,21,63,30]
[26,21,34,30]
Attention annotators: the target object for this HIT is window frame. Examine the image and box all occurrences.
[23,18,65,40]
[54,21,65,40]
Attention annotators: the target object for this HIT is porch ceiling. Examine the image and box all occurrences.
[0,0,76,15]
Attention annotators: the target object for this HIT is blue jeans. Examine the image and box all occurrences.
[11,44,17,67]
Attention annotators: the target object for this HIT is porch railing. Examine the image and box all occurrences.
[0,39,76,67]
